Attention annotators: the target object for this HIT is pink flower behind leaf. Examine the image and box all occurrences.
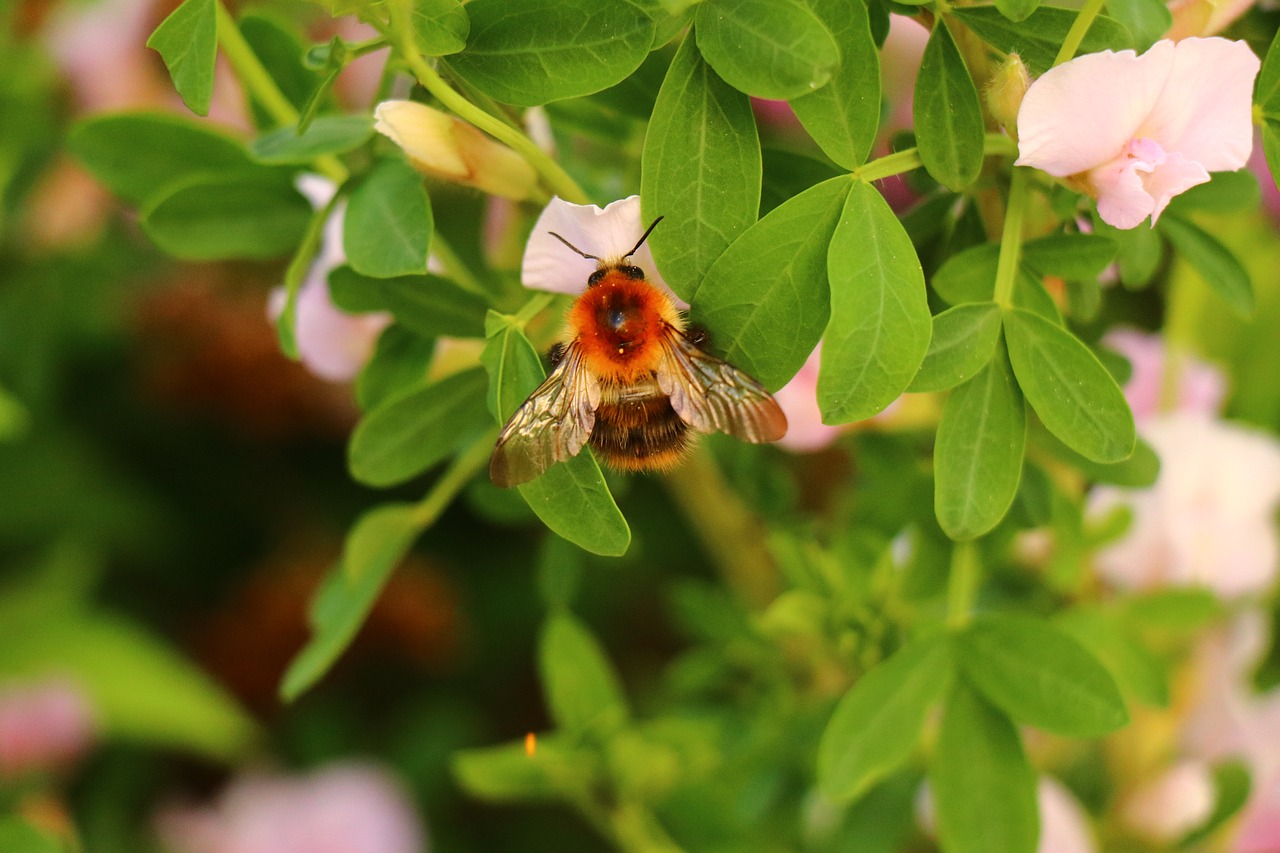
[1104,327,1227,421]
[0,677,96,779]
[774,345,841,452]
[1016,38,1259,229]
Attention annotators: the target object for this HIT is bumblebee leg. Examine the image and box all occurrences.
[547,342,567,367]
[684,324,711,349]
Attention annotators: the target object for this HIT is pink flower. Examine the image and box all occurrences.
[0,677,96,779]
[1088,413,1280,599]
[155,762,427,853]
[1104,328,1227,421]
[1016,38,1259,229]
[1119,760,1216,842]
[774,345,841,452]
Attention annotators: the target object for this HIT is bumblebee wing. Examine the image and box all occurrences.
[655,328,787,443]
[489,343,602,487]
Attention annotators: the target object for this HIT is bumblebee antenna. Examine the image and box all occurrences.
[548,231,602,262]
[624,216,664,260]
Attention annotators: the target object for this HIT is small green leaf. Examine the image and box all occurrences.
[344,159,433,278]
[694,0,840,100]
[482,320,631,556]
[958,614,1130,736]
[141,175,311,260]
[693,177,850,390]
[146,0,217,115]
[1021,233,1118,281]
[819,181,932,423]
[540,613,629,734]
[1056,608,1170,708]
[453,734,586,801]
[328,265,392,313]
[1256,27,1280,115]
[934,345,1026,540]
[356,326,437,411]
[908,302,1002,393]
[932,243,998,305]
[818,633,954,801]
[1168,170,1261,215]
[789,0,881,168]
[1032,426,1160,487]
[250,114,374,164]
[348,367,492,487]
[1158,214,1255,317]
[914,21,984,191]
[331,267,488,338]
[1003,308,1136,464]
[1105,0,1171,50]
[949,6,1133,76]
[68,112,255,203]
[447,0,655,106]
[1122,588,1221,631]
[412,0,470,56]
[931,683,1039,853]
[642,35,761,301]
[996,0,1041,23]
[281,503,420,700]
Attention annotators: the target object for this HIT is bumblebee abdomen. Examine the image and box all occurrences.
[589,390,691,471]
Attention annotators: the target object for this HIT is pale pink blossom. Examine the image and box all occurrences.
[1119,760,1216,842]
[0,677,96,779]
[1088,413,1280,599]
[1236,774,1280,853]
[268,177,391,382]
[155,762,426,853]
[1017,38,1259,229]
[1104,328,1227,421]
[774,345,841,452]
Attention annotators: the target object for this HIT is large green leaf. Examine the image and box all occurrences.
[692,177,849,391]
[1003,308,1135,464]
[146,0,216,115]
[789,0,881,168]
[818,633,954,801]
[914,20,984,191]
[958,614,1130,736]
[348,367,492,487]
[949,6,1133,75]
[447,0,655,106]
[931,683,1038,853]
[540,613,629,734]
[908,302,1002,393]
[819,182,932,422]
[934,344,1025,540]
[141,175,311,260]
[642,35,761,300]
[344,158,434,279]
[694,0,840,99]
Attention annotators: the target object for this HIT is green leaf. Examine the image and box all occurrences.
[356,326,437,411]
[1183,761,1252,845]
[482,319,631,556]
[913,20,984,191]
[540,613,629,734]
[694,0,840,100]
[1264,120,1280,205]
[141,175,311,260]
[1056,608,1169,708]
[693,177,849,390]
[453,734,585,801]
[1021,233,1118,281]
[412,0,470,56]
[280,503,420,700]
[819,181,932,422]
[250,114,374,164]
[932,243,998,305]
[949,6,1133,76]
[996,0,1041,23]
[789,0,881,168]
[1168,169,1261,215]
[68,112,255,203]
[146,0,216,115]
[1256,27,1280,116]
[1158,214,1255,317]
[642,36,760,301]
[328,265,391,313]
[348,367,491,487]
[908,302,1002,393]
[344,158,433,278]
[1033,426,1160,487]
[331,266,487,339]
[1106,0,1171,50]
[930,683,1038,853]
[1003,309,1135,464]
[0,818,61,853]
[447,0,655,106]
[818,633,954,801]
[958,614,1130,736]
[934,345,1025,540]
[240,13,318,115]
[1122,588,1221,631]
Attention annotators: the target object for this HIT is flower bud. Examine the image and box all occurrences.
[986,53,1030,136]
[373,100,539,201]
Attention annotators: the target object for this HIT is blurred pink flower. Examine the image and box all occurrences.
[0,677,96,779]
[1236,774,1280,853]
[268,177,391,383]
[1119,759,1216,842]
[1089,413,1280,598]
[1017,38,1259,229]
[774,345,841,452]
[156,762,427,853]
[1104,327,1227,421]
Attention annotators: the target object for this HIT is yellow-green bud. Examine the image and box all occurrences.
[986,53,1030,137]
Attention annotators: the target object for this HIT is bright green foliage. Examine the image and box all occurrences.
[642,36,761,300]
[146,0,217,115]
[141,175,312,259]
[344,158,434,278]
[996,0,1041,23]
[539,613,629,734]
[914,21,984,191]
[693,0,840,100]
[949,6,1133,75]
[412,0,470,56]
[250,115,374,163]
[909,303,1003,393]
[1021,233,1119,281]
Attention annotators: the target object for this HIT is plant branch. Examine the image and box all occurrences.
[993,166,1029,307]
[1054,0,1106,67]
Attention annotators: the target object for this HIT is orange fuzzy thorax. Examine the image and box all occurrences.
[566,270,683,382]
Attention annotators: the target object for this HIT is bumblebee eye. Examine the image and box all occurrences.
[587,269,606,286]
[620,265,646,280]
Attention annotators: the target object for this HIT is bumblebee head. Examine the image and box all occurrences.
[550,216,664,288]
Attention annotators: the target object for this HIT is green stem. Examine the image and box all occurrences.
[992,166,1029,307]
[384,3,588,204]
[412,429,498,527]
[946,541,980,628]
[215,1,348,184]
[429,234,490,298]
[277,190,342,358]
[1054,0,1106,67]
[514,293,557,326]
[854,134,1018,183]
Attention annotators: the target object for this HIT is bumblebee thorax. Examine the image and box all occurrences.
[568,268,674,377]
